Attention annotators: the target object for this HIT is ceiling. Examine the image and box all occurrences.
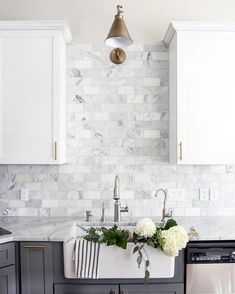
[0,0,235,44]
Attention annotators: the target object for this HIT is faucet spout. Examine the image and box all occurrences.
[113,175,128,222]
[155,188,172,223]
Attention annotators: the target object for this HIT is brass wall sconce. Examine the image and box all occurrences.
[105,5,133,64]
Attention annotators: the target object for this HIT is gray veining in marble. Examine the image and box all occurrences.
[0,216,235,244]
[0,43,235,218]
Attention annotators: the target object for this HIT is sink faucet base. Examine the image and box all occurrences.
[113,175,129,222]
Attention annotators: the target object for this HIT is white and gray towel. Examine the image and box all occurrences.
[73,239,100,279]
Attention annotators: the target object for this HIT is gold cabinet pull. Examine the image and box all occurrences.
[54,141,57,160]
[179,141,183,160]
[23,245,46,249]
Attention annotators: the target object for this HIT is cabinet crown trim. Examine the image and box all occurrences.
[0,20,72,43]
[164,21,235,46]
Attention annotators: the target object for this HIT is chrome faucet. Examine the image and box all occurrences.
[113,175,129,222]
[155,188,172,223]
[100,203,107,223]
[85,210,93,222]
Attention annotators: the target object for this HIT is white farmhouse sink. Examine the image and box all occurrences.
[63,222,175,279]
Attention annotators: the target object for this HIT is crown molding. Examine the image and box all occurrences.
[163,21,235,46]
[0,21,72,43]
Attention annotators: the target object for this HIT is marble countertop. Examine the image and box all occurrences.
[0,216,235,244]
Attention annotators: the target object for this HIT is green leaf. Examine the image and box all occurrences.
[144,269,150,285]
[101,227,108,234]
[137,255,142,268]
[98,235,105,242]
[163,219,177,230]
[146,260,150,268]
[83,235,95,242]
[117,238,127,249]
[132,232,138,242]
[139,244,145,250]
[148,240,155,248]
[133,245,139,254]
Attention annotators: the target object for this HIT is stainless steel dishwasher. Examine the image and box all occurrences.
[186,241,235,294]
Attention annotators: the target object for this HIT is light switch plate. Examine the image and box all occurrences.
[20,189,29,201]
[209,188,218,201]
[199,188,209,201]
[167,188,185,201]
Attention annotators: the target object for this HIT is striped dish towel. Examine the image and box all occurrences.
[73,239,100,279]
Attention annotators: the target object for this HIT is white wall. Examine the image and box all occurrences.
[0,0,235,43]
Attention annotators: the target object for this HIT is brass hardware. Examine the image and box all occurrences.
[54,141,57,160]
[117,4,123,15]
[179,141,183,160]
[110,48,126,64]
[23,245,46,249]
[105,5,133,47]
[105,5,133,64]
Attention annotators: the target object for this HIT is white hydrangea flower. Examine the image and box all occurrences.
[162,225,188,257]
[172,226,188,250]
[135,218,156,238]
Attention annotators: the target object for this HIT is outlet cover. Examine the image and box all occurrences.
[199,188,209,201]
[20,189,29,201]
[209,188,218,201]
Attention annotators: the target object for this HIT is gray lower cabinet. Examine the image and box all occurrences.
[19,242,184,294]
[0,265,16,294]
[54,284,119,294]
[120,284,184,294]
[53,284,184,294]
[0,242,15,268]
[20,242,53,294]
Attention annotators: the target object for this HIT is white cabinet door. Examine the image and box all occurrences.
[166,23,235,164]
[178,31,235,164]
[0,28,68,164]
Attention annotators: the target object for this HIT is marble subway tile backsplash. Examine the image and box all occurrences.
[1,43,235,217]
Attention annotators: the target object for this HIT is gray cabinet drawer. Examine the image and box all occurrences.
[0,242,15,268]
[120,284,184,294]
[54,284,119,294]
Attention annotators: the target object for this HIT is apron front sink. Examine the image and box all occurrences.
[63,223,175,279]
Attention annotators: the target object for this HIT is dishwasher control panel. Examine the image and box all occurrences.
[187,242,235,264]
[190,252,235,262]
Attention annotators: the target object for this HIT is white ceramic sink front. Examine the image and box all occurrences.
[63,223,175,279]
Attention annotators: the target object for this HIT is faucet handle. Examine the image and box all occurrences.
[120,205,129,213]
[164,209,173,219]
[85,210,93,222]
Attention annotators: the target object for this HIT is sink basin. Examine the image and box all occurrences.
[63,223,175,279]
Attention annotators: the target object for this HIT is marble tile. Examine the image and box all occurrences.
[0,43,235,218]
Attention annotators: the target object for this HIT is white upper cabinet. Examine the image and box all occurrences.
[164,22,235,164]
[0,21,72,164]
